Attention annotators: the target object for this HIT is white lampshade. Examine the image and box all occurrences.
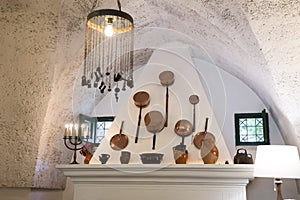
[254,145,300,179]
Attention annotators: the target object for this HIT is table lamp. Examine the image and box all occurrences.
[254,145,300,200]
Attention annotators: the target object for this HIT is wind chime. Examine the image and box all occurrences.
[82,0,134,102]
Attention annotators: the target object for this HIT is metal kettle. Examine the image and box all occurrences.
[234,148,253,164]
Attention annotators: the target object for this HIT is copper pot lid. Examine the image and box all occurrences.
[159,71,175,86]
[144,111,165,133]
[133,91,150,107]
[189,95,199,105]
[174,119,193,137]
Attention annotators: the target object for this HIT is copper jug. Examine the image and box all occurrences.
[173,144,188,164]
[201,142,219,164]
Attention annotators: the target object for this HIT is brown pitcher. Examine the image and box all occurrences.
[201,142,219,164]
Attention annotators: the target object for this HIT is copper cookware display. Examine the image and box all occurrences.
[174,119,193,145]
[110,121,128,151]
[144,111,165,150]
[159,71,175,127]
[133,91,150,143]
[189,94,199,132]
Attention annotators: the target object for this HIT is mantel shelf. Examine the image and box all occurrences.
[57,164,254,200]
[57,164,254,178]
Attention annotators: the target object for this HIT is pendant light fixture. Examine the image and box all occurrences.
[82,0,134,102]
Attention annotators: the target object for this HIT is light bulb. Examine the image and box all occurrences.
[104,24,114,37]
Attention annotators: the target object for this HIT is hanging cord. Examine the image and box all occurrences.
[87,23,93,88]
[82,23,89,86]
[107,34,113,92]
[113,28,117,77]
[117,0,122,11]
[101,16,105,79]
[91,20,96,81]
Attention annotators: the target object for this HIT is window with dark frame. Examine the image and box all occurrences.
[79,114,115,146]
[235,109,270,146]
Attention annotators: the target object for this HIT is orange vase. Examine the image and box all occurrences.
[201,143,219,164]
[84,153,93,164]
[173,144,188,164]
[174,150,188,164]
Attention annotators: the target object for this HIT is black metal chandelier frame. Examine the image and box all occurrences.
[82,1,134,102]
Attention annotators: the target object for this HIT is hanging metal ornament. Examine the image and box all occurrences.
[82,0,134,101]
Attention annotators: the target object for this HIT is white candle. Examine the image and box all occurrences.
[64,124,68,137]
[69,124,73,136]
[75,124,78,137]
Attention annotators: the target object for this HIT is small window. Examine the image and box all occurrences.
[79,114,114,146]
[235,109,270,146]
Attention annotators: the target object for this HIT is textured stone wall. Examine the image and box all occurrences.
[0,0,59,187]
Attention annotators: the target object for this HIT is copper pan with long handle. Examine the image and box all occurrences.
[144,110,165,150]
[193,117,216,149]
[133,91,150,143]
[110,121,128,150]
[159,71,175,127]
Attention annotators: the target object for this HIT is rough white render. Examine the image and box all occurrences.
[0,0,299,189]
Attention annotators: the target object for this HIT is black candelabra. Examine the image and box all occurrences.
[63,135,83,164]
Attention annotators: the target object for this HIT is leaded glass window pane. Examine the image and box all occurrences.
[235,110,270,146]
[238,118,265,143]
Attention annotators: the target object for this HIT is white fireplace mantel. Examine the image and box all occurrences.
[57,164,254,200]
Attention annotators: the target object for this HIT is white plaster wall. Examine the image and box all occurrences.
[194,58,285,158]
